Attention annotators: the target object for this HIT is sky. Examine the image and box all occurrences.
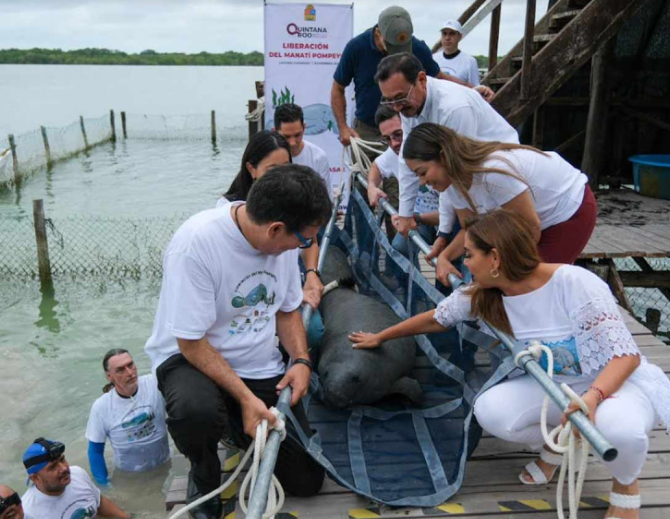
[1,0,549,57]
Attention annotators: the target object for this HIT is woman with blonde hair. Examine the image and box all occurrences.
[402,122,597,285]
[350,210,670,519]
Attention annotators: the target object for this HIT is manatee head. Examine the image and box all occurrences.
[320,247,354,286]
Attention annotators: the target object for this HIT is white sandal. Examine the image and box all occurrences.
[607,492,641,518]
[518,449,564,485]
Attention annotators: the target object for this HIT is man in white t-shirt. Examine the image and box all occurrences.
[375,53,519,278]
[432,20,480,86]
[273,103,333,199]
[86,349,170,486]
[0,484,33,519]
[145,165,330,519]
[21,438,129,519]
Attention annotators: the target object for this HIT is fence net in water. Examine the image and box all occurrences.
[283,185,517,507]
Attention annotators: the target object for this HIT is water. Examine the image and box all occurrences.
[0,65,263,517]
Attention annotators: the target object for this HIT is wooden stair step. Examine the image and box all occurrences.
[487,77,511,85]
[549,9,582,32]
[533,33,556,43]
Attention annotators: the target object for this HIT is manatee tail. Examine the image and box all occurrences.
[388,376,423,405]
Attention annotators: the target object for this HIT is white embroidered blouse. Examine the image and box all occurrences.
[434,265,670,429]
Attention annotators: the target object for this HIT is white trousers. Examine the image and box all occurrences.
[473,375,656,485]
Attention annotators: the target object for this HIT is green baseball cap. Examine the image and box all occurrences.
[378,6,413,55]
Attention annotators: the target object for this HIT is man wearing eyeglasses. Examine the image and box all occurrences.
[375,52,519,284]
[21,438,129,519]
[0,485,31,519]
[331,6,493,150]
[145,166,329,519]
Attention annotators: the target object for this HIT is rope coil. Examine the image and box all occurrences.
[169,407,287,519]
[515,341,591,519]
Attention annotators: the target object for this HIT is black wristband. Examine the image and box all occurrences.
[304,268,321,279]
[293,358,313,371]
[437,231,450,240]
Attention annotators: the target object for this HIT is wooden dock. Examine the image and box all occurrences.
[165,307,670,518]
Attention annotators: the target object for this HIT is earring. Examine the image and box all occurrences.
[490,268,500,278]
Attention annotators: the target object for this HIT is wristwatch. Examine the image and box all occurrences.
[293,358,313,371]
[304,268,321,279]
[413,212,422,225]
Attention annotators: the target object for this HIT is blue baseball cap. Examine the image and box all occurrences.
[22,438,66,476]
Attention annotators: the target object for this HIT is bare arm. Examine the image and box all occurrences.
[301,243,324,309]
[177,337,275,436]
[436,71,471,87]
[437,71,493,102]
[331,81,358,146]
[97,495,130,519]
[367,162,387,206]
[275,310,311,405]
[417,211,439,227]
[349,309,447,349]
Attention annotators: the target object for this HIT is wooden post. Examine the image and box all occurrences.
[645,308,661,334]
[33,199,53,285]
[248,100,259,140]
[40,126,52,168]
[8,134,19,183]
[121,111,127,139]
[520,0,536,100]
[532,106,545,149]
[211,110,217,144]
[110,109,116,142]
[488,4,501,71]
[79,116,89,149]
[581,37,616,187]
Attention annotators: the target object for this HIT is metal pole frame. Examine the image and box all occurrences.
[245,186,344,519]
[355,173,617,461]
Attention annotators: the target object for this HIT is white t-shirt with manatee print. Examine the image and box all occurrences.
[374,148,454,233]
[443,149,587,230]
[144,203,303,379]
[292,140,332,198]
[22,465,101,519]
[86,374,170,472]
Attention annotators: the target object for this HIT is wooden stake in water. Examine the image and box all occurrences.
[79,116,89,149]
[248,100,258,140]
[8,134,19,182]
[121,111,127,139]
[40,126,53,168]
[110,109,117,142]
[33,199,53,285]
[211,110,217,144]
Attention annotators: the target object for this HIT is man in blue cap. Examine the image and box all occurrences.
[21,438,130,519]
[0,484,31,519]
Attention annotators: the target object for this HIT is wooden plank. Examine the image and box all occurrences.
[593,226,669,257]
[488,4,501,71]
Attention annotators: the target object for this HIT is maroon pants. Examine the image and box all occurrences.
[538,184,597,264]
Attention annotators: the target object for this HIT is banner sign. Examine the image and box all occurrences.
[264,2,354,208]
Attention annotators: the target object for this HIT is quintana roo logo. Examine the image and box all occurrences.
[304,4,316,21]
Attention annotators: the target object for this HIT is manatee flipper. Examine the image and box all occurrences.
[387,376,423,405]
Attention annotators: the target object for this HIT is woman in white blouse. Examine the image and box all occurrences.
[402,122,597,286]
[350,210,670,519]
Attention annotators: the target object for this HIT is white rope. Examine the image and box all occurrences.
[245,97,266,123]
[169,407,287,519]
[514,341,591,519]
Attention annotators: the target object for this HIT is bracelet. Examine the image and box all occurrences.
[293,358,313,371]
[304,268,321,279]
[588,385,605,404]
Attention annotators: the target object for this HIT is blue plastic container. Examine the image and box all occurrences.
[628,155,670,200]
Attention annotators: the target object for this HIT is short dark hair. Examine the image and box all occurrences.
[246,164,332,232]
[224,130,291,202]
[374,52,424,84]
[274,103,304,129]
[374,104,400,127]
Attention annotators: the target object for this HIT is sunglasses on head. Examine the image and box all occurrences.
[0,493,20,514]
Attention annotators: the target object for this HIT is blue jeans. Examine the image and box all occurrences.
[391,224,437,268]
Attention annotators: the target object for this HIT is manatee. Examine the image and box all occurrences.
[303,104,339,136]
[315,247,422,408]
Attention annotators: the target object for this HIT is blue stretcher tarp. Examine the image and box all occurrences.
[282,186,516,507]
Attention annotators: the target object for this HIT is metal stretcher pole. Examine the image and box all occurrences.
[355,173,617,462]
[245,187,344,519]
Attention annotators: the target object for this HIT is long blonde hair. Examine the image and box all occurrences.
[463,210,542,336]
[402,123,545,213]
